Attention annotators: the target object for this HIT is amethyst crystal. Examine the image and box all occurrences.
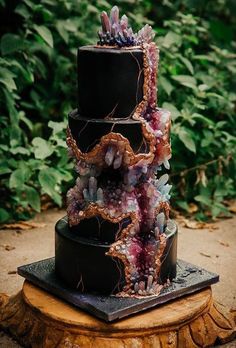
[98,6,155,47]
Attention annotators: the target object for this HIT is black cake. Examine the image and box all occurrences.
[55,6,178,297]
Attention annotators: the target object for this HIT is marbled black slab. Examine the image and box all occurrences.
[18,258,219,322]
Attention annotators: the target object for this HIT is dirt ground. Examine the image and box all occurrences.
[0,209,235,347]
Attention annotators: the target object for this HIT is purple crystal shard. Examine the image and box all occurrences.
[97,6,155,47]
[101,11,111,33]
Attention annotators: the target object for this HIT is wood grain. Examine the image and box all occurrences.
[0,281,235,347]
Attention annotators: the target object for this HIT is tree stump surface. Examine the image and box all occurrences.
[0,281,235,348]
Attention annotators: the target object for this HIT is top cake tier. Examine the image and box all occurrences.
[77,46,144,119]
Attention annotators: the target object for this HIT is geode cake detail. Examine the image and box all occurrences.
[65,7,175,297]
[98,6,154,47]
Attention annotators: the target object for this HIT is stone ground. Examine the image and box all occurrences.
[0,209,235,347]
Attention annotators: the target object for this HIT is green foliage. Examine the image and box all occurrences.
[0,0,235,222]
[154,1,236,219]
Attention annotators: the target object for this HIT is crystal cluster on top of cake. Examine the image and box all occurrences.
[55,6,177,297]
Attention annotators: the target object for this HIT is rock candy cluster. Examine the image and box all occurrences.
[66,9,173,296]
[97,6,155,47]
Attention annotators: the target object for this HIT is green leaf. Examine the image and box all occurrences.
[0,161,11,175]
[194,55,214,62]
[211,202,228,218]
[172,75,197,90]
[15,4,31,19]
[9,168,26,189]
[19,112,33,131]
[162,31,181,48]
[55,138,67,148]
[34,25,53,48]
[23,0,35,9]
[9,124,22,147]
[178,128,196,153]
[32,137,54,159]
[3,89,19,123]
[176,201,189,211]
[179,56,194,75]
[0,208,10,223]
[1,34,25,55]
[24,185,41,212]
[162,102,181,121]
[0,67,16,91]
[192,113,214,126]
[185,35,198,44]
[48,121,66,134]
[159,76,173,96]
[38,168,62,206]
[10,146,30,155]
[194,195,211,206]
[56,21,69,43]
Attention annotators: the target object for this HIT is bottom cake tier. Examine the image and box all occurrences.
[55,217,178,295]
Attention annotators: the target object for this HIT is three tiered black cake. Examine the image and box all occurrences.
[55,6,178,296]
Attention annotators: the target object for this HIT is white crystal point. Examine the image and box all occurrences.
[89,176,97,201]
[113,152,123,169]
[83,188,90,201]
[111,23,118,36]
[156,212,165,233]
[147,275,153,289]
[110,5,119,25]
[128,27,133,36]
[97,187,104,203]
[139,281,145,291]
[120,15,128,32]
[76,177,81,186]
[163,159,170,170]
[121,14,128,27]
[105,146,116,166]
[154,226,159,238]
[166,219,176,234]
[137,24,155,44]
[77,176,88,191]
[162,184,172,196]
[156,174,169,190]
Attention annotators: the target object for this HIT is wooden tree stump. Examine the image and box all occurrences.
[0,281,235,348]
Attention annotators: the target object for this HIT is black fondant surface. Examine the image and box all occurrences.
[69,110,146,153]
[77,46,144,119]
[55,217,126,294]
[18,258,219,322]
[54,217,177,295]
[69,216,131,243]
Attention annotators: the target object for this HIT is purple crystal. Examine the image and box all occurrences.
[97,6,155,47]
[105,146,116,166]
[110,6,119,26]
[89,176,97,201]
[101,11,111,34]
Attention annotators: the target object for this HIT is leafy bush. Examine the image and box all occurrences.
[0,0,235,222]
[155,4,236,219]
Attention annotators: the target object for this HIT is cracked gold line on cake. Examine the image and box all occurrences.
[55,5,178,297]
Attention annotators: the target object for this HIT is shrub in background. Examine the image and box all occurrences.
[0,0,235,222]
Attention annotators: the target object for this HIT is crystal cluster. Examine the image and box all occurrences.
[98,6,155,47]
[66,8,173,297]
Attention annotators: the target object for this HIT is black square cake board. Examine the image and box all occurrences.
[17,258,219,322]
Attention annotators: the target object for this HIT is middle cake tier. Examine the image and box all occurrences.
[68,109,147,154]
